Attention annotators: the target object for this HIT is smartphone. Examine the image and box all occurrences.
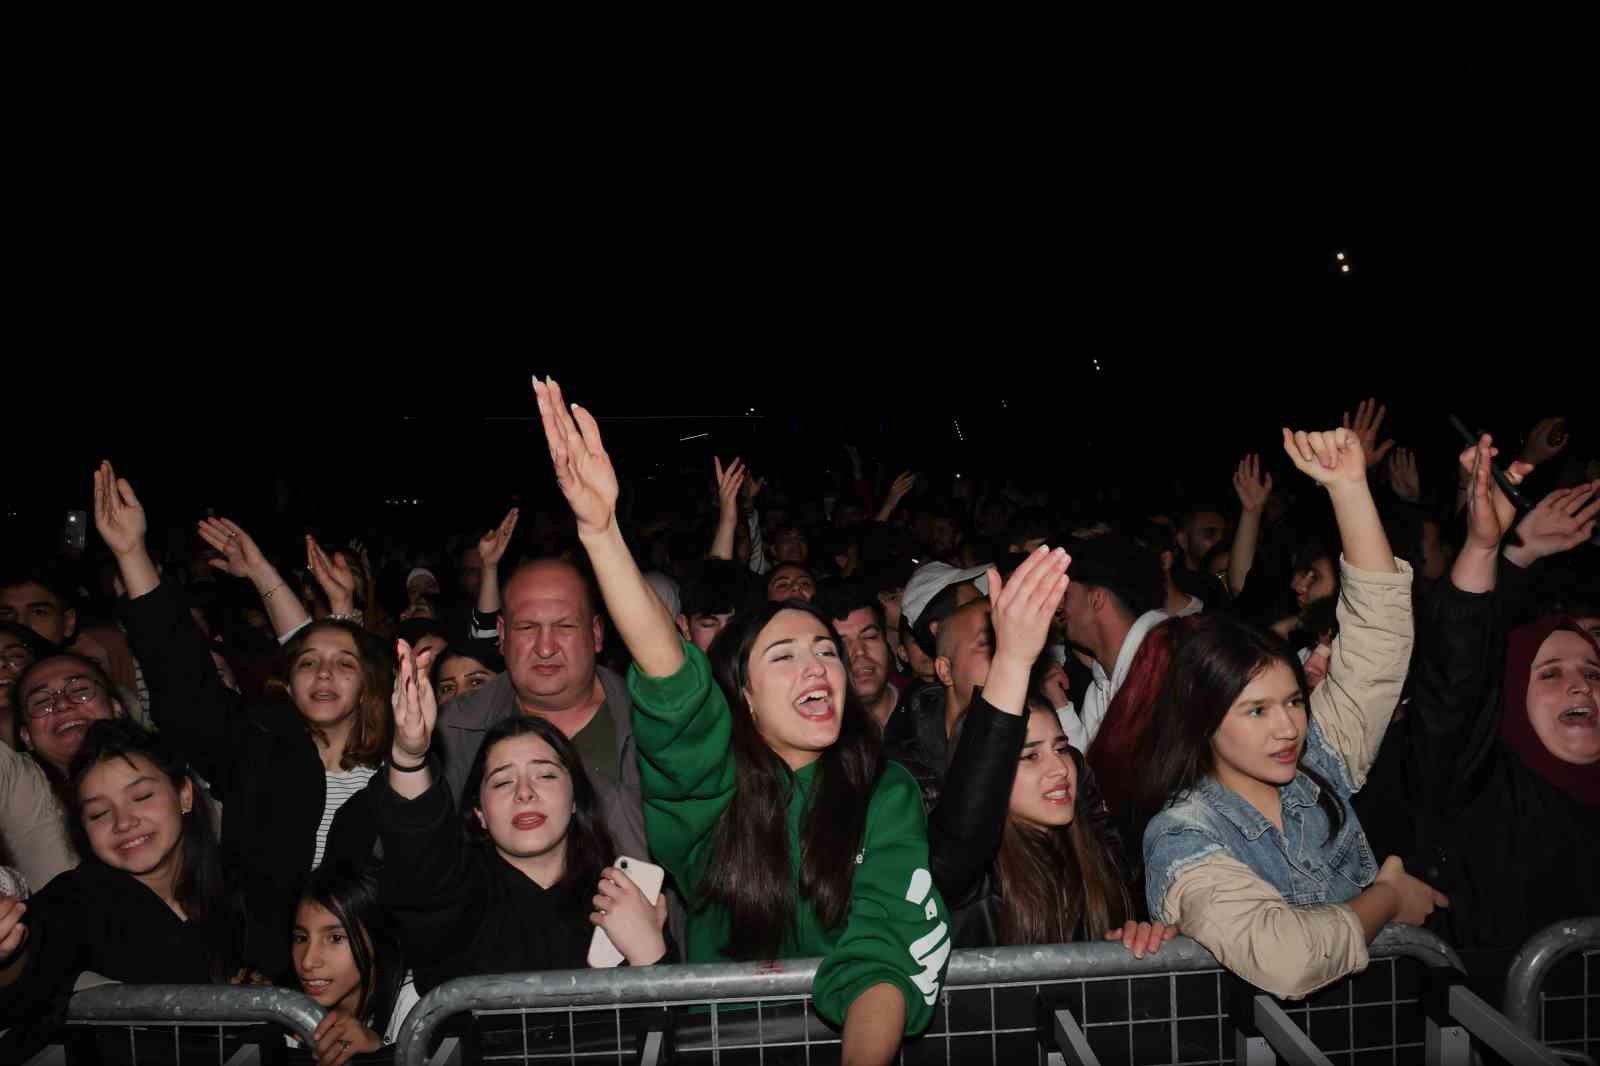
[587,856,666,968]
[63,509,88,551]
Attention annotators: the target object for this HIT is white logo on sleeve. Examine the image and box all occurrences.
[903,868,949,1005]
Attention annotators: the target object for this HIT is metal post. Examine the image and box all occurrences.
[426,1035,463,1066]
[1423,1017,1472,1066]
[1253,997,1333,1066]
[1447,984,1564,1065]
[222,1047,263,1066]
[1049,1007,1101,1066]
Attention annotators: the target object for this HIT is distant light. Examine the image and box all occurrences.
[1335,251,1346,261]
[1340,264,1351,273]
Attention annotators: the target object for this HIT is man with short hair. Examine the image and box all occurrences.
[436,557,648,860]
[1054,535,1167,751]
[765,562,816,603]
[0,567,79,646]
[1173,506,1228,602]
[820,587,900,728]
[674,560,746,653]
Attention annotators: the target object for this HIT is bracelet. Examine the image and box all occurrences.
[261,582,285,600]
[389,755,429,773]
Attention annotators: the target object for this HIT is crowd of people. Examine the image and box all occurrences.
[1,382,1596,1065]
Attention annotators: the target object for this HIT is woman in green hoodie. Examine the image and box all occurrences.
[533,377,951,1066]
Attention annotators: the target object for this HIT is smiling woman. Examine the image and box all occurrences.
[0,720,240,1029]
[93,460,395,981]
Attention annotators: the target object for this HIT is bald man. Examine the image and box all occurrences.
[884,595,995,810]
[436,557,647,861]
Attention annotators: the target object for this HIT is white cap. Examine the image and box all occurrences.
[901,562,991,629]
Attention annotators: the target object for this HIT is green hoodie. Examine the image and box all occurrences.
[628,640,950,1034]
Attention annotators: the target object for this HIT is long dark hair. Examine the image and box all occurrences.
[702,599,884,959]
[462,716,615,893]
[1137,613,1344,842]
[996,708,1132,944]
[271,620,394,770]
[68,718,237,980]
[297,863,404,1031]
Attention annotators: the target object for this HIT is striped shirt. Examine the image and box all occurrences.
[314,766,378,868]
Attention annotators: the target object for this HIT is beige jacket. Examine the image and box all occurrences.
[1156,558,1414,999]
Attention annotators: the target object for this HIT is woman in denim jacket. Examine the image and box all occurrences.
[1140,425,1447,999]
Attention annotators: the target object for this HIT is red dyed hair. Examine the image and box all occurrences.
[1086,618,1189,820]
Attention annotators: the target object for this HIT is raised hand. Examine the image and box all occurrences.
[713,457,746,518]
[1341,397,1395,467]
[1505,480,1600,566]
[1232,454,1273,512]
[1282,427,1368,487]
[390,639,438,767]
[197,518,270,581]
[590,866,668,966]
[478,507,521,568]
[92,460,147,557]
[1459,434,1534,551]
[532,376,618,537]
[876,470,917,521]
[1386,447,1421,503]
[988,546,1072,669]
[306,537,357,616]
[1519,416,1569,466]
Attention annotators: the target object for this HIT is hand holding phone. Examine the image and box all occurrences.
[587,857,667,968]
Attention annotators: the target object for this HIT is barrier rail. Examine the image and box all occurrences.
[19,984,326,1066]
[394,925,1502,1065]
[1504,915,1600,1063]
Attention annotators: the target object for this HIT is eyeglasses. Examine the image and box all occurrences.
[0,649,33,670]
[25,677,103,719]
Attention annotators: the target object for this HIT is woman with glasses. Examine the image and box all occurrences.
[11,654,127,788]
[2,627,81,894]
[91,461,395,983]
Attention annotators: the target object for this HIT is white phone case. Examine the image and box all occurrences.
[587,856,666,968]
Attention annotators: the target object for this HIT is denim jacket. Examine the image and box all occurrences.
[1137,558,1413,999]
[1144,715,1378,917]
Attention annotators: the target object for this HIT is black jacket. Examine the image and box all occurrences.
[1395,574,1600,953]
[0,861,236,1026]
[912,691,1132,947]
[370,771,595,995]
[123,582,379,979]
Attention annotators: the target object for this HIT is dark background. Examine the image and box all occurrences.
[6,36,1591,557]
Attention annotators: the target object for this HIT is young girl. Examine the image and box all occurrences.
[375,643,666,996]
[290,862,413,1064]
[1141,426,1443,1000]
[94,461,394,980]
[532,377,949,1066]
[0,720,239,1025]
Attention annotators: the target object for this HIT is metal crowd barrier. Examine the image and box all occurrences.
[392,924,1557,1066]
[21,984,326,1066]
[1505,916,1600,1063]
